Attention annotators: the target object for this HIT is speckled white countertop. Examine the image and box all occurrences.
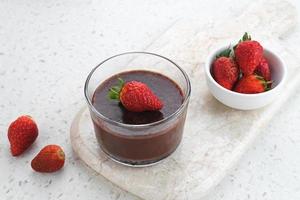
[0,0,300,200]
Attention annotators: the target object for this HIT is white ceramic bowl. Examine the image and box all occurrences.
[205,46,287,110]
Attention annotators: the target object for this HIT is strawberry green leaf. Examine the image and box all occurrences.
[108,78,125,100]
[216,46,232,58]
[117,78,125,87]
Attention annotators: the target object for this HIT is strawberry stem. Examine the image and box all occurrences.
[242,32,251,41]
[266,80,273,84]
[255,75,273,91]
[233,32,252,50]
[57,150,65,160]
[108,78,125,100]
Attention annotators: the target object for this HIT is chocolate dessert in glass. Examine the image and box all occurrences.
[84,52,191,166]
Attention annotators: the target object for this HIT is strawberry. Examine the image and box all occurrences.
[31,145,65,173]
[234,75,271,94]
[212,56,239,90]
[109,78,163,112]
[234,33,263,75]
[255,57,271,81]
[8,115,38,156]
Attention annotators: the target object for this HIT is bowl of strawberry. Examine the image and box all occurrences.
[205,33,286,110]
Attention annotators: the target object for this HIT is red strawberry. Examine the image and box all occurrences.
[8,115,38,156]
[109,78,163,112]
[234,34,263,75]
[212,56,239,90]
[31,145,65,173]
[255,57,271,81]
[234,75,270,94]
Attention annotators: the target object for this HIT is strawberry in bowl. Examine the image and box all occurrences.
[205,33,286,110]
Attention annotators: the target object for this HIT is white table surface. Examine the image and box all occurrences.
[1,0,299,199]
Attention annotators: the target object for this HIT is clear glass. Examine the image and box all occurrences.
[84,52,191,166]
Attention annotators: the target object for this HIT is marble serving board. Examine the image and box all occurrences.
[70,0,299,199]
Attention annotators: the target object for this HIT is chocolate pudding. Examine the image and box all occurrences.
[91,70,187,165]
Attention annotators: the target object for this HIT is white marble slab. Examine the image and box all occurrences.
[70,0,299,199]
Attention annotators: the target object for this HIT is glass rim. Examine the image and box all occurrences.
[84,51,191,128]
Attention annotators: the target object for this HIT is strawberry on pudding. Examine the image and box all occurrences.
[108,78,163,112]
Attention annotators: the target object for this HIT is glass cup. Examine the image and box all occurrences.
[84,52,191,166]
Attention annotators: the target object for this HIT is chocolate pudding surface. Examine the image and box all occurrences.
[90,70,187,165]
[92,70,184,125]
